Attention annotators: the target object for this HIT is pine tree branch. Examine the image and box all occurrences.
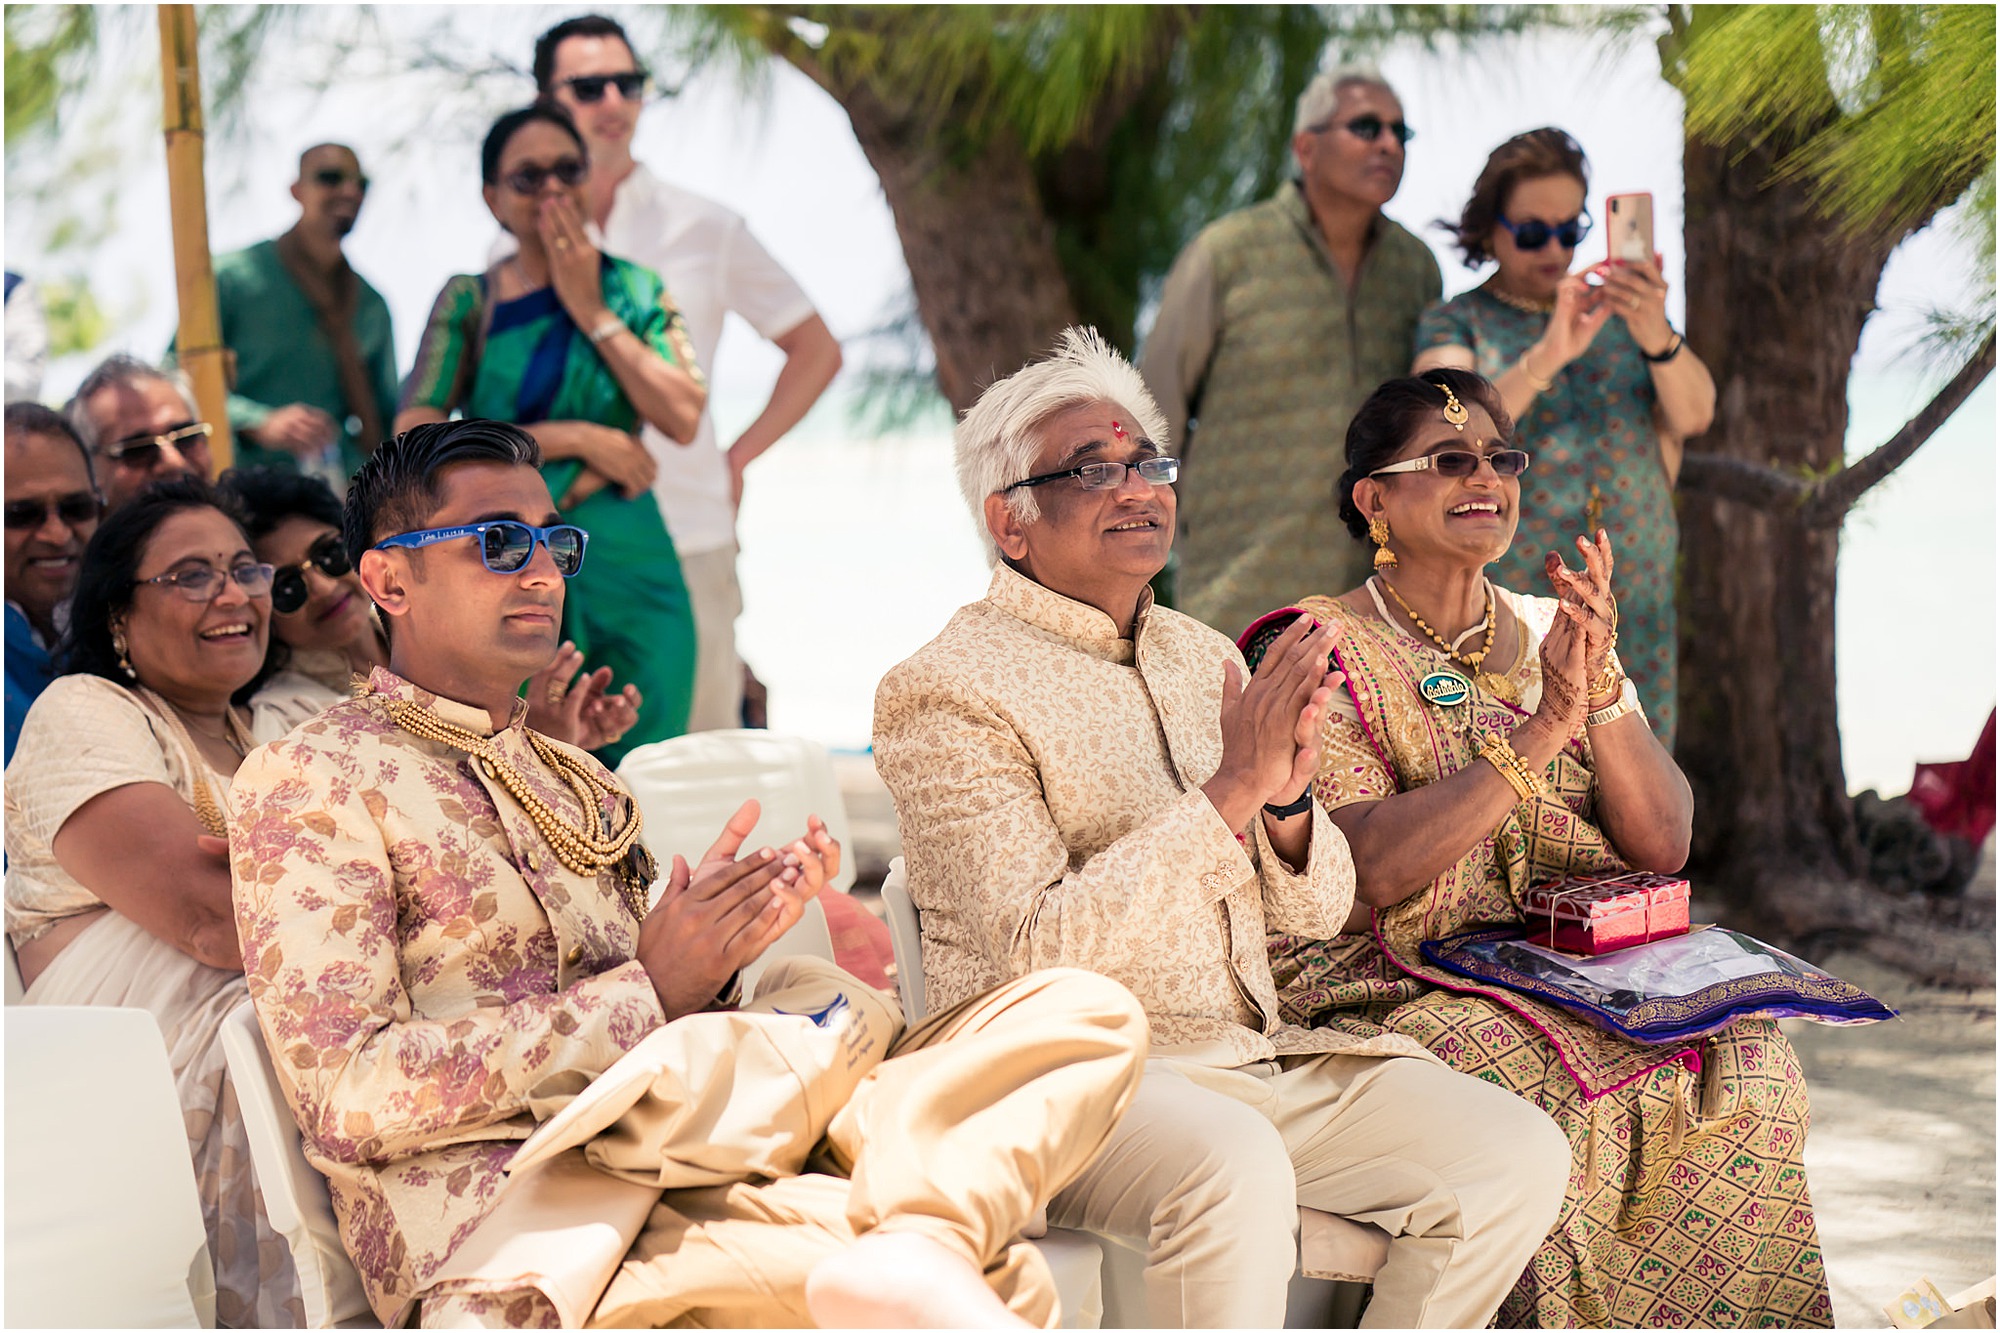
[1801,332,1997,524]
[1679,334,1996,522]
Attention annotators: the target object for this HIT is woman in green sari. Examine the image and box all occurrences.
[1242,370,1830,1328]
[398,103,706,762]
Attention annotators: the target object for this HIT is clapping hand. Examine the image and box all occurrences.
[635,800,839,1021]
[1204,616,1337,833]
[526,642,643,752]
[1546,528,1618,696]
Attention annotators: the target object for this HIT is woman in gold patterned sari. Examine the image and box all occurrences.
[1240,369,1830,1328]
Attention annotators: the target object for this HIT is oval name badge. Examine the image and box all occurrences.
[1419,669,1471,708]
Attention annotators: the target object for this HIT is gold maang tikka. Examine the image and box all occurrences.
[1440,381,1469,431]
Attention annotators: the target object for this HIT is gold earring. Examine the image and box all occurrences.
[1369,516,1398,570]
[111,628,136,679]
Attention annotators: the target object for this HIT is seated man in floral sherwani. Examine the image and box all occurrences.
[228,418,1148,1329]
[873,329,1570,1329]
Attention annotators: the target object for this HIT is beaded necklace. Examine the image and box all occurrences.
[1482,281,1556,315]
[1373,576,1521,705]
[385,699,654,919]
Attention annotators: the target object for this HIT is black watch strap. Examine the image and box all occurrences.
[1263,790,1314,819]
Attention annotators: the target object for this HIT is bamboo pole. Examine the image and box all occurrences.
[157,3,232,471]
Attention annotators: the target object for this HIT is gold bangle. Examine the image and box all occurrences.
[1588,659,1622,702]
[1478,733,1538,803]
[1518,352,1555,393]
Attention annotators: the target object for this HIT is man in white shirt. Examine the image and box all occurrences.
[532,15,843,732]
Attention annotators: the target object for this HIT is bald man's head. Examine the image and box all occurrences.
[292,143,367,240]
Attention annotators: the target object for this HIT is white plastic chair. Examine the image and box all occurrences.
[218,1003,376,1328]
[878,857,1385,1329]
[617,729,850,992]
[6,1005,217,1328]
[616,730,856,893]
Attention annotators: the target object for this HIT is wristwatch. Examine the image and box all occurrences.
[1585,677,1645,729]
[1263,790,1314,819]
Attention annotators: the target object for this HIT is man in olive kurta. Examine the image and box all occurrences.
[1141,69,1441,639]
[172,144,398,486]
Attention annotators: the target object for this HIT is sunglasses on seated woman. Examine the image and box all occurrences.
[270,533,354,615]
[373,520,588,577]
[1371,449,1532,479]
[1496,213,1592,251]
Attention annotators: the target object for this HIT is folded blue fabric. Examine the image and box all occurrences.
[1420,925,1897,1044]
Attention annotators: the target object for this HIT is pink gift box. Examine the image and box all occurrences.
[1523,871,1692,956]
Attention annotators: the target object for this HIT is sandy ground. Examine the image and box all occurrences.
[835,756,1996,1327]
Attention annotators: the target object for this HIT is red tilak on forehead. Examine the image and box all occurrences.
[1111,420,1127,439]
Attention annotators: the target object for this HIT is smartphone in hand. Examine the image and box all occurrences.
[1606,192,1655,267]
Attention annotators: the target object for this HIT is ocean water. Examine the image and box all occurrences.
[732,371,1996,796]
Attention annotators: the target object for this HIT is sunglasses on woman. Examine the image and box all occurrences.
[271,532,354,615]
[4,490,103,530]
[1370,449,1533,479]
[503,157,589,196]
[1496,213,1592,251]
[560,72,647,103]
[373,520,588,577]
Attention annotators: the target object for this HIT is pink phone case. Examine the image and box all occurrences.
[1606,192,1655,267]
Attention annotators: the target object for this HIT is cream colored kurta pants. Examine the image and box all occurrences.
[422,961,1147,1329]
[1047,1053,1570,1328]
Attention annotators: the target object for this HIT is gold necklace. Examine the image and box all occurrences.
[386,699,653,919]
[1483,281,1555,315]
[1378,576,1520,704]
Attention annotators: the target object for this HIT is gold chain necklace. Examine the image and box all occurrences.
[385,699,653,919]
[1483,281,1555,315]
[1377,577,1522,705]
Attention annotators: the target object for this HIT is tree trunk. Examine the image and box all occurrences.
[1677,128,1896,912]
[801,74,1080,413]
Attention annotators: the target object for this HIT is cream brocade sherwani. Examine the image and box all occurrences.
[876,567,1571,1329]
[874,564,1422,1066]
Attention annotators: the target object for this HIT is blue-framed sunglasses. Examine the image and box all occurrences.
[1496,212,1592,251]
[372,520,588,577]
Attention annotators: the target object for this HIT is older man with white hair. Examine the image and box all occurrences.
[1141,65,1441,639]
[874,329,1567,1328]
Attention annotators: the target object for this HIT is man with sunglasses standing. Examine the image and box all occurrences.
[177,143,399,489]
[525,15,843,732]
[1141,65,1441,642]
[3,403,103,761]
[64,354,214,511]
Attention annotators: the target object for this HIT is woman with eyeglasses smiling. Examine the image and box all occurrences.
[3,476,306,1325]
[219,466,640,751]
[1412,128,1716,748]
[398,102,707,760]
[1237,370,1827,1329]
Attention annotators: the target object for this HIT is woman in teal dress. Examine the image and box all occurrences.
[399,103,706,762]
[1413,128,1715,748]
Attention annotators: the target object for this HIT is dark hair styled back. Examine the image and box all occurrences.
[480,102,588,186]
[1438,127,1590,268]
[217,466,343,541]
[55,476,251,683]
[1335,369,1514,542]
[5,400,96,483]
[343,420,543,568]
[532,14,635,92]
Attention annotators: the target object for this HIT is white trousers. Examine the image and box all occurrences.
[680,543,745,733]
[1046,1053,1570,1328]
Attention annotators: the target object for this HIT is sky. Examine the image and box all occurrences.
[5,5,1993,791]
